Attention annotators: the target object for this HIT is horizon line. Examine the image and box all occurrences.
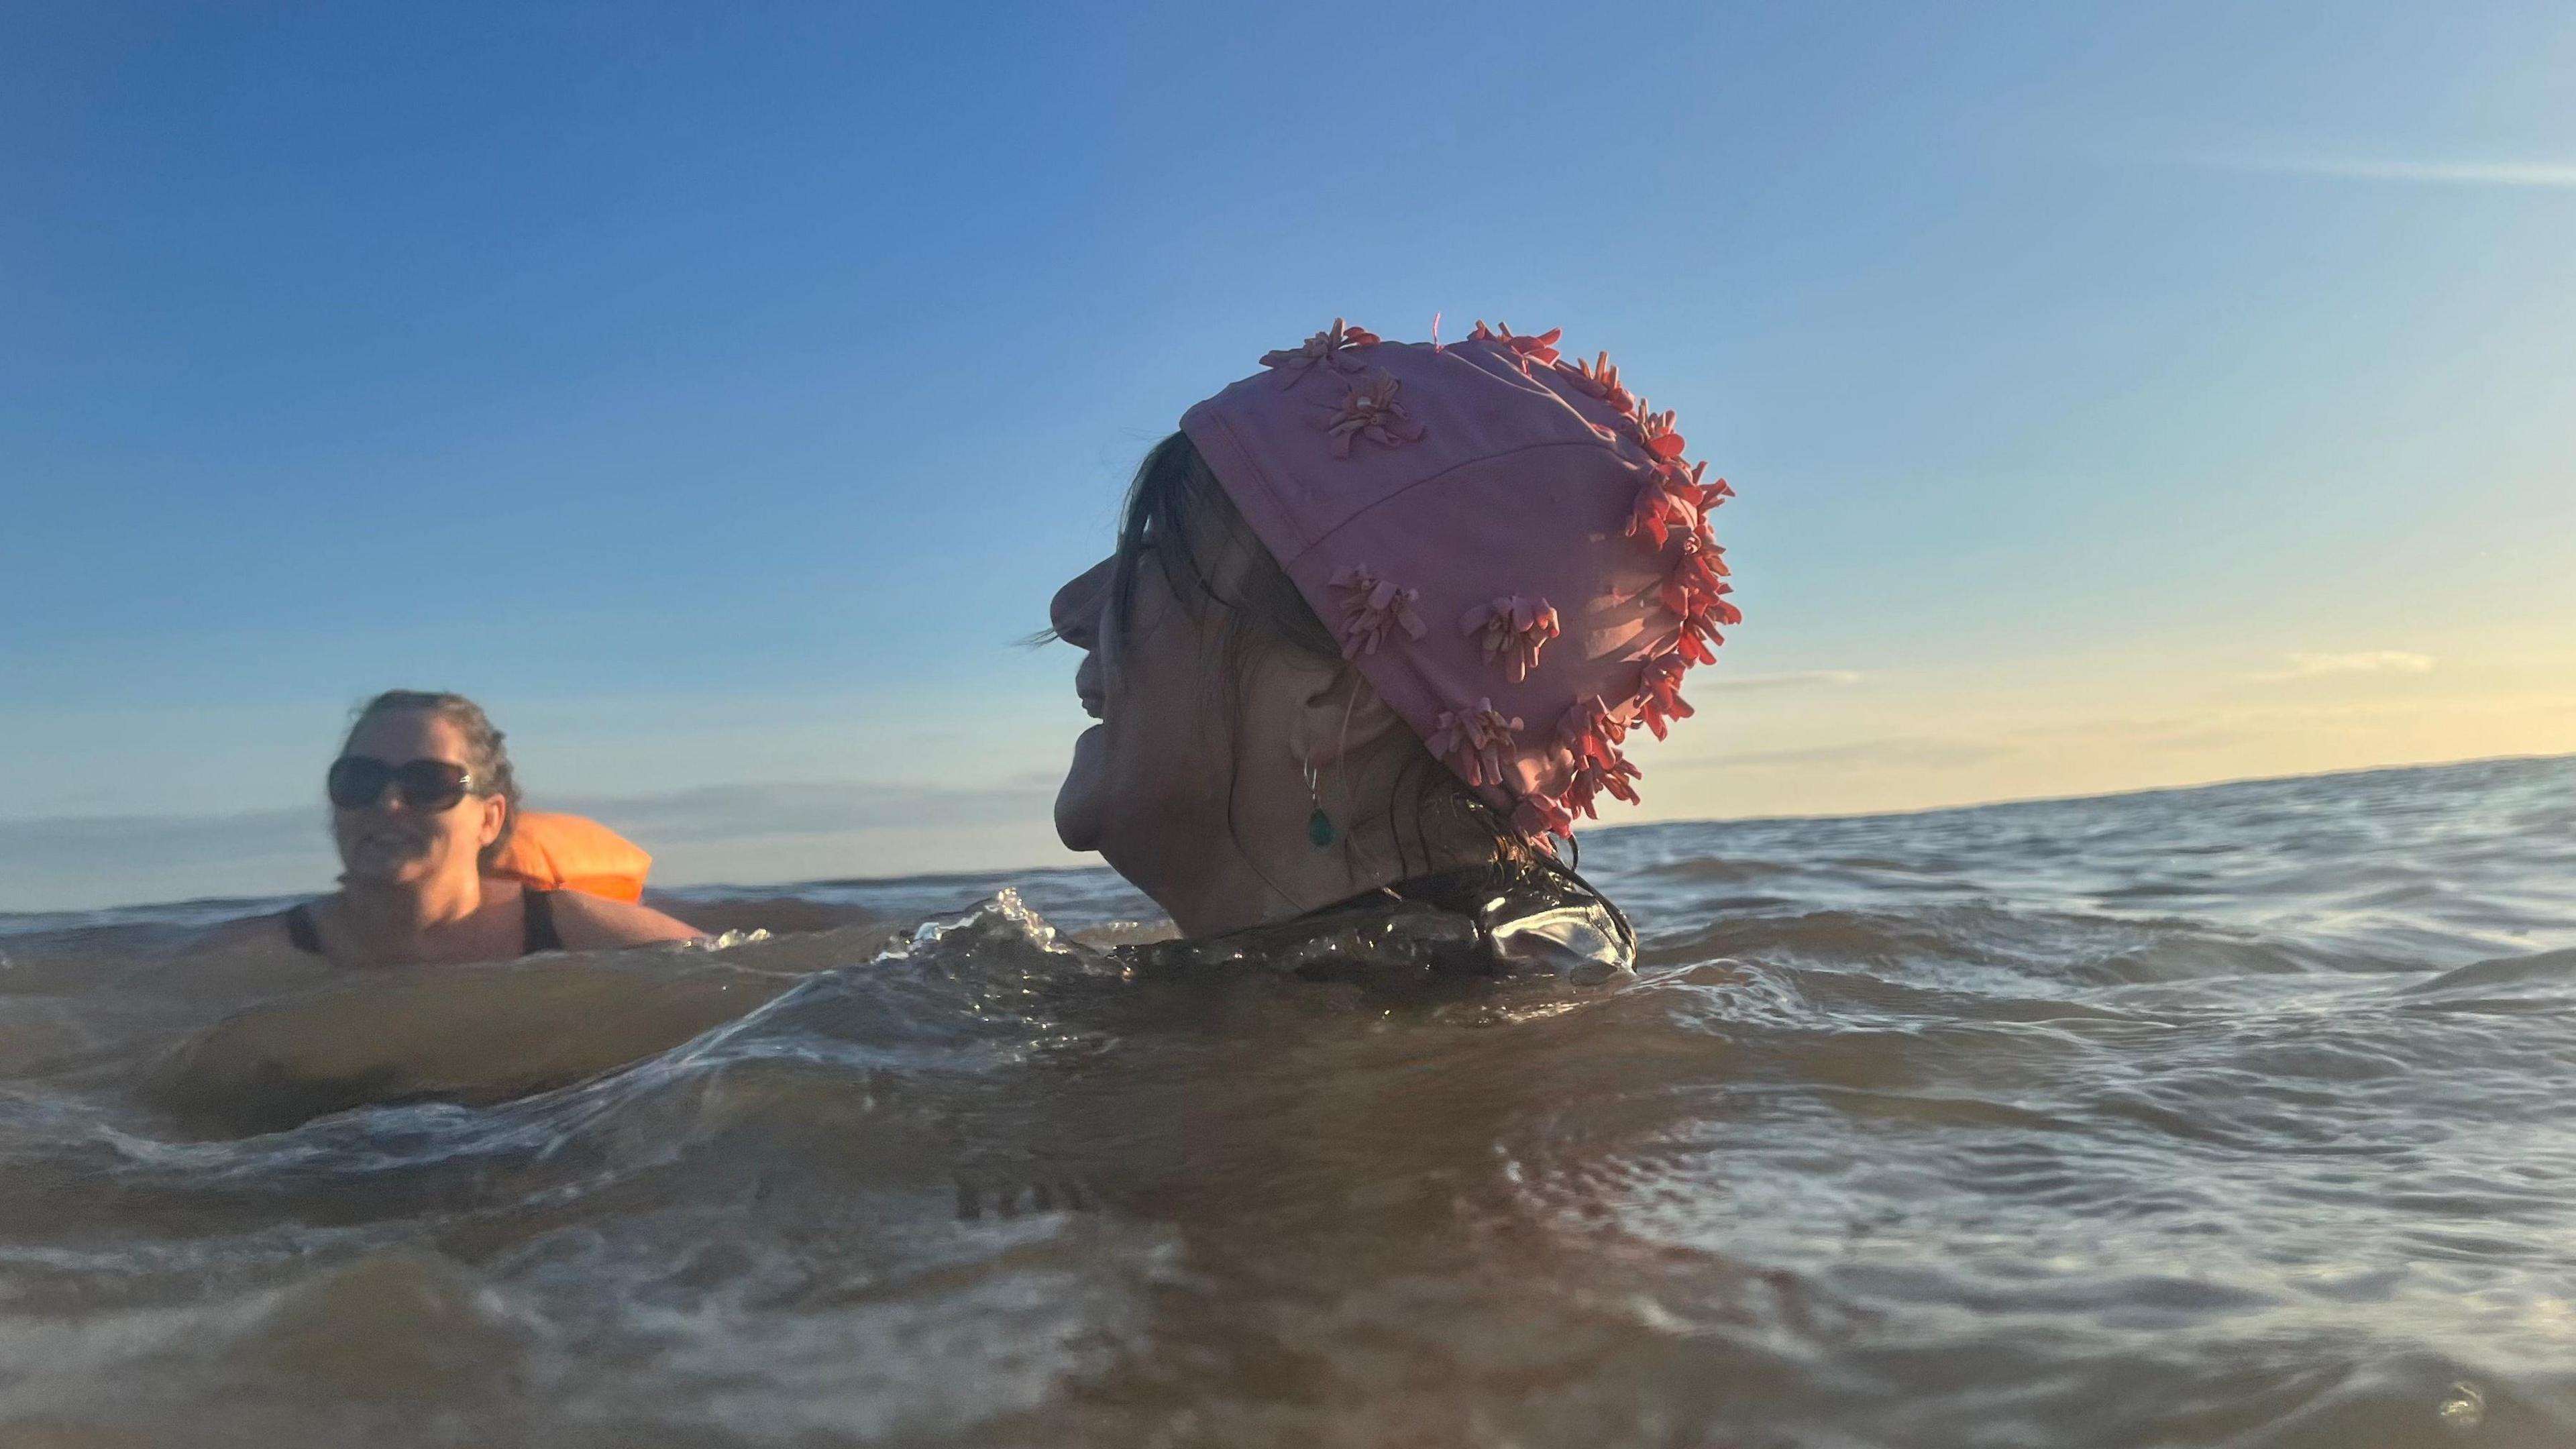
[5,747,2567,920]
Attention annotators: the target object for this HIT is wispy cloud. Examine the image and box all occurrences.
[1702,669,1864,692]
[2250,651,2436,682]
[1670,737,2012,773]
[2204,155,2576,189]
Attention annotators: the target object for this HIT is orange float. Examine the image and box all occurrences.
[484,811,653,902]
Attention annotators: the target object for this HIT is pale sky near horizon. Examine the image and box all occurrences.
[4,2,2572,910]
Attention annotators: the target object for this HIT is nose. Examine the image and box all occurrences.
[353,783,407,815]
[1051,557,1115,650]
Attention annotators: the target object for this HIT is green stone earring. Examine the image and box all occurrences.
[1303,759,1336,847]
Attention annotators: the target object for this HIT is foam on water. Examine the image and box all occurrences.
[1,755,2573,1446]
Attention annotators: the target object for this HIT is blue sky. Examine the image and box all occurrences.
[4,1,2572,909]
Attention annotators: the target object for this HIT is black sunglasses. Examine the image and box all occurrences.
[326,756,477,812]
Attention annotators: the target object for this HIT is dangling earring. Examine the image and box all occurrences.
[1303,758,1336,847]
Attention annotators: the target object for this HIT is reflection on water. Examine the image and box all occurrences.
[2,755,2573,1447]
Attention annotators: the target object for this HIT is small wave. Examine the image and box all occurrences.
[1,757,2573,1445]
[2400,946,2576,999]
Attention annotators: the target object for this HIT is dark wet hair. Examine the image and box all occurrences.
[341,689,522,870]
[1109,432,1536,881]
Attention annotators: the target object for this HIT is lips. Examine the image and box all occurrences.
[1075,651,1106,720]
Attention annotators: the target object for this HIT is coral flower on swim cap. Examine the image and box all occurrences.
[1178,317,1739,843]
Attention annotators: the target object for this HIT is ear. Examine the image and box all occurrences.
[476,794,509,851]
[1283,659,1407,770]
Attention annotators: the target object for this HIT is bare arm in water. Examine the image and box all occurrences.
[550,891,706,949]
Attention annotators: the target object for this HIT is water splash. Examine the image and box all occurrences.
[2,755,2573,1445]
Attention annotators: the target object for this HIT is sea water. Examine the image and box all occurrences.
[1,755,2571,1447]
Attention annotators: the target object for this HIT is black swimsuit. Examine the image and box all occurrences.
[1118,858,1636,985]
[280,888,564,958]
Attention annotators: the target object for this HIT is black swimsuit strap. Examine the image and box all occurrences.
[522,888,564,955]
[281,903,323,955]
[280,892,563,959]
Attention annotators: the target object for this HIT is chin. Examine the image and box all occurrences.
[337,838,445,886]
[1053,780,1104,853]
[344,859,425,887]
[1055,731,1111,852]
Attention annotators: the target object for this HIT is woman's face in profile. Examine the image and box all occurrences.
[1049,553,1240,888]
[329,710,502,886]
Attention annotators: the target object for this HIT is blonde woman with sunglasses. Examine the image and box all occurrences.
[254,690,702,968]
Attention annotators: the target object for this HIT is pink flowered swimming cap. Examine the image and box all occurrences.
[1180,317,1737,843]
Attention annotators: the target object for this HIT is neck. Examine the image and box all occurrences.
[337,868,488,943]
[1150,806,1499,940]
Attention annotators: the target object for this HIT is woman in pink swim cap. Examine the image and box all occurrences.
[1049,318,1737,979]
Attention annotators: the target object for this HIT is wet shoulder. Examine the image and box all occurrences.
[1393,860,1635,984]
[543,890,708,952]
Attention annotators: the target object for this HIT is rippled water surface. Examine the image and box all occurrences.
[3,755,2573,1447]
